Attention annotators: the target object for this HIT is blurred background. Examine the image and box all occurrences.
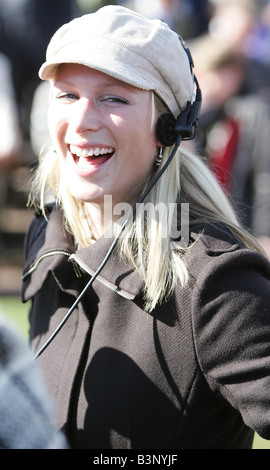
[0,0,270,448]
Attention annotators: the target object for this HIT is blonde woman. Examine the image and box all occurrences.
[23,6,270,449]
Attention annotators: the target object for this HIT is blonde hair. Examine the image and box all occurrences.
[29,94,265,312]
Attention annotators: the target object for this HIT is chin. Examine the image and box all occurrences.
[68,187,104,205]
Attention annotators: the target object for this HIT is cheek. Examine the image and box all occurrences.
[110,114,123,127]
[47,104,67,148]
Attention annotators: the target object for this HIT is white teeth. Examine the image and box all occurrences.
[70,145,114,158]
[81,149,90,158]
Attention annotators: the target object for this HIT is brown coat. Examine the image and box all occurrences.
[22,206,270,449]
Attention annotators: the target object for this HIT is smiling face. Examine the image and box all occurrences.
[48,64,160,209]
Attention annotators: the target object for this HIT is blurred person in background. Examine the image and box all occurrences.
[0,310,68,448]
[0,52,23,223]
[208,0,270,95]
[242,0,270,108]
[191,35,270,258]
[124,0,212,38]
[0,53,22,171]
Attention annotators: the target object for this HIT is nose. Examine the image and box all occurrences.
[69,97,102,135]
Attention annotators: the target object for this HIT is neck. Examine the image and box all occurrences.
[83,202,105,241]
[84,196,129,240]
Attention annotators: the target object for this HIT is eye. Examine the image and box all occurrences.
[56,92,78,102]
[102,95,129,105]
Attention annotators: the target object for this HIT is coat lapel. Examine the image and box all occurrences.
[22,206,144,302]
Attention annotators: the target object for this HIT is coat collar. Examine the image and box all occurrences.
[73,241,144,300]
[22,206,144,301]
[22,206,244,303]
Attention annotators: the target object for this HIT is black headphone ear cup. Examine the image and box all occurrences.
[156,113,177,146]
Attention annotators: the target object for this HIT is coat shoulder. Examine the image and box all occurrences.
[185,222,270,286]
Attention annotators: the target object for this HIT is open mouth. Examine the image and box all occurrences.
[69,144,115,169]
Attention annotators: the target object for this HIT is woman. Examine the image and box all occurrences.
[22,5,270,449]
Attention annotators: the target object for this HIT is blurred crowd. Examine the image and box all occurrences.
[1,0,270,279]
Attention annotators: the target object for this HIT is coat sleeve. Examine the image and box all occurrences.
[192,248,270,440]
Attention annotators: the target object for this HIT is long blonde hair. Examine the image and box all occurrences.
[29,93,265,312]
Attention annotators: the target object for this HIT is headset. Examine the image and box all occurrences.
[156,36,202,146]
[33,37,202,360]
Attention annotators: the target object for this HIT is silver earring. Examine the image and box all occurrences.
[155,147,163,167]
